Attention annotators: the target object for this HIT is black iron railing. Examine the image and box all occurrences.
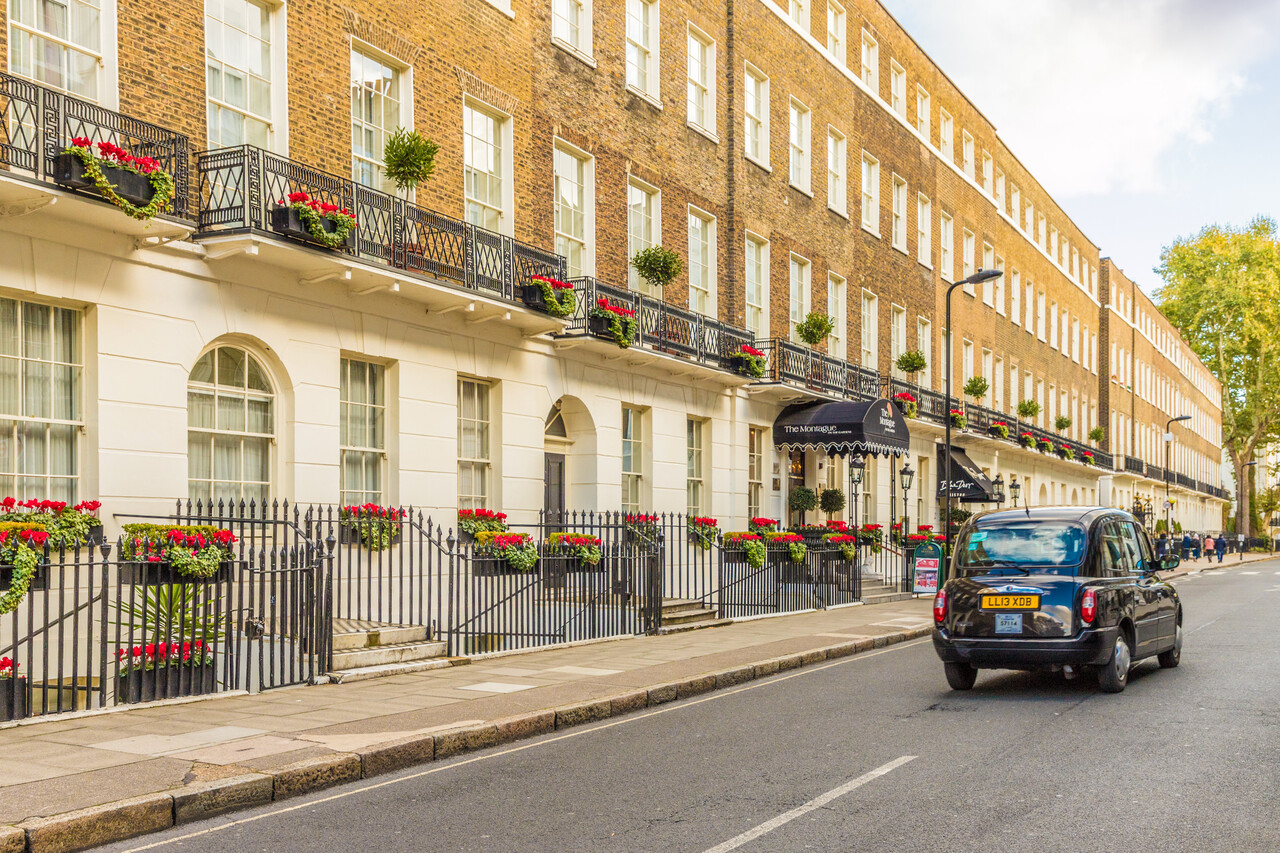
[194,145,565,303]
[1125,455,1146,476]
[0,71,192,218]
[560,277,753,370]
[754,338,886,400]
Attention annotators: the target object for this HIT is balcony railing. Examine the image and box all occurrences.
[195,145,564,302]
[1176,472,1195,489]
[756,338,885,400]
[1124,455,1146,476]
[0,71,192,218]
[561,277,752,370]
[1146,463,1167,484]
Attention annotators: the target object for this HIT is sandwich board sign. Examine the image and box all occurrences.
[912,540,943,595]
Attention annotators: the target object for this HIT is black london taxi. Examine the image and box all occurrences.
[931,506,1182,693]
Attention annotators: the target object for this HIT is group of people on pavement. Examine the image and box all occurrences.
[1154,531,1232,563]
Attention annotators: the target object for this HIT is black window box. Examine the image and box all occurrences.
[52,152,155,207]
[588,314,614,339]
[269,205,355,250]
[0,676,28,722]
[117,664,216,704]
[520,283,547,311]
[119,561,233,586]
[0,561,49,592]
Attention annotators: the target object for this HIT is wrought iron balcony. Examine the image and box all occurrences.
[195,145,564,303]
[1124,455,1146,476]
[754,338,885,401]
[1146,463,1167,483]
[0,70,191,219]
[1176,472,1195,489]
[558,277,752,371]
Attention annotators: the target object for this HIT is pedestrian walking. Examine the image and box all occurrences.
[1204,534,1215,560]
[1215,534,1227,563]
[1157,533,1169,558]
[1181,532,1193,560]
[1192,534,1201,560]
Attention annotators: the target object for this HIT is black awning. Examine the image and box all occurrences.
[937,445,998,503]
[773,398,909,456]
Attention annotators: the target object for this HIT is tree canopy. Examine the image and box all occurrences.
[1156,216,1280,536]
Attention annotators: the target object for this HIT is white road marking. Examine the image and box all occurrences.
[1241,571,1259,576]
[699,756,916,853]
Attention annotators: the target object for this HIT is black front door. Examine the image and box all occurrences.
[544,453,566,520]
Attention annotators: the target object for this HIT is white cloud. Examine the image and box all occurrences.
[882,0,1280,196]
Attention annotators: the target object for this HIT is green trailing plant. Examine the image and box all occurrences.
[457,508,508,536]
[819,488,846,519]
[278,191,358,249]
[1055,415,1073,432]
[0,524,49,616]
[339,504,402,551]
[895,350,927,376]
[547,532,602,566]
[474,531,539,572]
[1081,451,1096,466]
[729,344,768,378]
[1058,444,1075,461]
[1017,399,1041,420]
[590,297,638,348]
[949,409,967,430]
[892,391,918,418]
[988,421,1011,440]
[631,246,684,291]
[119,524,237,579]
[688,517,718,551]
[824,533,858,561]
[382,127,439,196]
[724,532,766,568]
[963,375,989,401]
[788,486,818,525]
[531,275,577,318]
[61,138,175,221]
[764,531,807,563]
[1019,431,1037,448]
[1037,438,1054,453]
[1089,426,1106,444]
[795,312,836,346]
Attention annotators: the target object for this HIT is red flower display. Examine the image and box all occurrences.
[595,297,636,318]
[532,274,573,290]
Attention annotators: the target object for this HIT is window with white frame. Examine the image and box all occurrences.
[688,207,715,317]
[961,339,973,386]
[351,47,404,192]
[860,29,878,91]
[994,256,1005,314]
[891,175,907,251]
[0,299,81,501]
[745,233,769,337]
[748,426,764,519]
[627,177,660,294]
[789,98,810,192]
[826,0,845,63]
[789,0,806,29]
[962,229,975,293]
[1010,269,1021,324]
[860,290,878,369]
[188,345,273,505]
[961,131,974,178]
[744,64,769,165]
[994,169,1005,212]
[1010,185,1021,227]
[1037,213,1046,247]
[1024,201,1034,234]
[828,272,846,358]
[1090,331,1098,373]
[340,358,386,506]
[981,243,994,304]
[789,254,811,343]
[1049,300,1059,349]
[981,347,992,391]
[10,0,103,101]
[1025,280,1035,331]
[1037,291,1046,340]
[457,378,492,510]
[993,355,1004,411]
[552,0,592,57]
[1060,311,1069,356]
[939,109,953,161]
[939,211,953,281]
[686,418,705,515]
[915,85,930,138]
[1071,247,1079,280]
[621,405,643,513]
[1071,317,1081,363]
[917,317,932,387]
[916,194,931,266]
[827,127,846,214]
[206,0,275,148]
[625,0,658,98]
[890,305,906,377]
[554,141,592,277]
[889,60,905,116]
[686,25,715,134]
[463,101,510,233]
[981,151,993,195]
[860,151,879,232]
[1049,226,1059,264]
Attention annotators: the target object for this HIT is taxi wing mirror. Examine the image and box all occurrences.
[1159,554,1180,572]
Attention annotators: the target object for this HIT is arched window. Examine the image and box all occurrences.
[188,346,274,504]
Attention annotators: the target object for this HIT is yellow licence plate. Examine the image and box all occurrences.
[981,594,1040,611]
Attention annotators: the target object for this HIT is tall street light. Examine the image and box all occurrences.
[1009,474,1021,508]
[944,269,1002,553]
[849,454,865,529]
[1164,414,1192,535]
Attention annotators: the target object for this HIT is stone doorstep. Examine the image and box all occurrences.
[4,627,932,853]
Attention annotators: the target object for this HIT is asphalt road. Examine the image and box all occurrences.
[107,559,1280,853]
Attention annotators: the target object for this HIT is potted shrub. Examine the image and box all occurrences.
[457,508,509,544]
[892,391,918,418]
[116,640,216,704]
[1082,450,1096,466]
[1016,399,1041,421]
[522,274,577,318]
[270,191,358,250]
[988,421,1010,439]
[1019,431,1037,449]
[631,246,684,293]
[895,350,927,382]
[0,524,51,613]
[788,486,818,526]
[1057,444,1075,461]
[1037,438,1054,453]
[1055,416,1073,433]
[723,532,765,569]
[472,531,538,576]
[949,409,967,430]
[820,488,846,522]
[729,344,768,378]
[963,376,989,404]
[795,312,836,347]
[688,517,718,550]
[0,657,26,722]
[0,498,103,548]
[748,517,779,535]
[118,524,238,585]
[383,126,439,198]
[53,138,175,220]
[339,503,402,550]
[624,513,660,544]
[589,297,639,348]
[1089,426,1106,444]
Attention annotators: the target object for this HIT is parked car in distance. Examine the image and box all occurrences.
[932,506,1182,693]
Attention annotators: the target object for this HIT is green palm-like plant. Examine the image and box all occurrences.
[114,584,227,645]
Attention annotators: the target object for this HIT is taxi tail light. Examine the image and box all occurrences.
[933,590,947,624]
[1080,588,1097,625]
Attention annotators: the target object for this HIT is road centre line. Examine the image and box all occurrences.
[699,756,916,853]
[121,639,932,851]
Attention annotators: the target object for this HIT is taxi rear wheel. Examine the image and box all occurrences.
[1098,632,1131,693]
[1157,621,1182,669]
[944,661,977,690]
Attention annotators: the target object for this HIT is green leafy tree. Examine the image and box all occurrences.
[819,488,846,520]
[1156,217,1280,537]
[963,375,989,401]
[383,128,439,197]
[788,486,818,525]
[631,246,684,292]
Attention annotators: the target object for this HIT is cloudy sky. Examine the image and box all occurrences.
[881,0,1280,294]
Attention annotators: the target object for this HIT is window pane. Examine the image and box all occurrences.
[49,423,75,475]
[218,346,245,387]
[188,433,212,480]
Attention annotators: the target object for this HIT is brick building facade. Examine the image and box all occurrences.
[0,0,1226,532]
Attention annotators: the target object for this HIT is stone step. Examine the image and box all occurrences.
[861,591,915,605]
[663,608,720,626]
[328,657,456,684]
[661,601,712,618]
[332,625,429,651]
[331,639,447,670]
[657,617,733,635]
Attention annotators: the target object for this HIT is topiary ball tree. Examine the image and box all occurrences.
[631,246,684,292]
[788,486,818,525]
[963,375,989,401]
[383,127,439,197]
[820,487,846,519]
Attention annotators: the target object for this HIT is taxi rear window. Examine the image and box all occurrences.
[955,521,1086,576]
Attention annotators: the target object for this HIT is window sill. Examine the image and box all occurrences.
[745,154,772,174]
[626,85,662,110]
[687,122,719,144]
[828,205,849,220]
[917,259,932,270]
[789,181,813,198]
[552,38,597,69]
[861,223,880,239]
[892,242,908,256]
